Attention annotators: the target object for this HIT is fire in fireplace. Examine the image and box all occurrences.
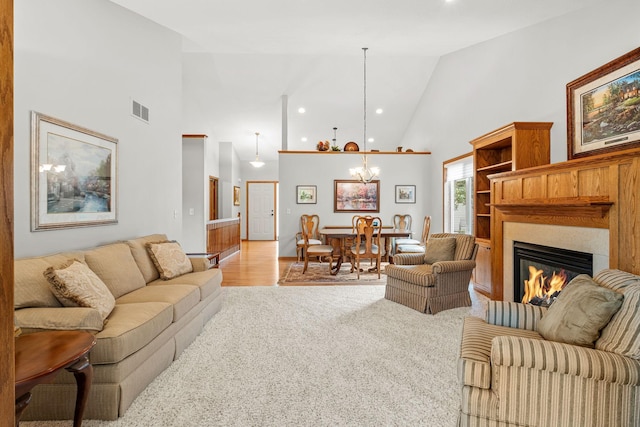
[513,241,593,306]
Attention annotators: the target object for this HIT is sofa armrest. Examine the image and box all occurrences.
[492,335,640,386]
[431,259,476,274]
[15,307,104,333]
[486,301,546,331]
[392,253,425,265]
[187,253,220,271]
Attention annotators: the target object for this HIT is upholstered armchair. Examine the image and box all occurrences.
[458,269,640,427]
[385,233,477,314]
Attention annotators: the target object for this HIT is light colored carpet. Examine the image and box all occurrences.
[278,261,389,285]
[24,285,487,427]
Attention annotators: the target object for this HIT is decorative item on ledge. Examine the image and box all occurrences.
[316,140,329,151]
[331,127,341,151]
[344,141,359,151]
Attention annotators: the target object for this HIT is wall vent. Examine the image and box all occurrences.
[132,100,150,123]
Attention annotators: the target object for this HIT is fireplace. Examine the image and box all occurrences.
[513,241,593,306]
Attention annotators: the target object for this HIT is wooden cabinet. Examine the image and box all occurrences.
[470,122,552,297]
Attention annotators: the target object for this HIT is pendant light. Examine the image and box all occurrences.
[349,47,380,183]
[250,132,265,168]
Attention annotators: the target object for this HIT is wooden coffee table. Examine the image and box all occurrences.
[15,330,97,427]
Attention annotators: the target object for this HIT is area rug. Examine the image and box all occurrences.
[24,285,487,427]
[278,261,389,285]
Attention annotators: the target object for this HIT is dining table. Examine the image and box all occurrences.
[318,226,412,275]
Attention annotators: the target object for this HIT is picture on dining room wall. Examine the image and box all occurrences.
[567,47,640,159]
[31,111,118,231]
[395,185,416,204]
[334,180,379,212]
[296,185,317,204]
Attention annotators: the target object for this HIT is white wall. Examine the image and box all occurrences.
[14,0,184,257]
[278,153,431,257]
[182,137,207,252]
[400,0,640,232]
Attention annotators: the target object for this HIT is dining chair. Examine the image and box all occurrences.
[296,214,322,262]
[301,218,334,274]
[392,213,419,254]
[396,216,431,255]
[350,216,383,279]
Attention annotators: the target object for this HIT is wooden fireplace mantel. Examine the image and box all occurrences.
[487,146,640,301]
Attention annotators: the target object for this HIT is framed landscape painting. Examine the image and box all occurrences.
[296,185,317,204]
[567,47,640,159]
[334,180,379,212]
[31,112,118,231]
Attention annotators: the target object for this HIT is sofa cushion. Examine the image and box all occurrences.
[594,270,640,359]
[125,234,168,283]
[44,259,116,322]
[148,268,223,300]
[459,316,542,389]
[537,275,623,348]
[84,243,146,299]
[91,302,173,365]
[15,307,104,333]
[424,237,456,264]
[116,285,200,322]
[14,252,86,309]
[146,241,193,280]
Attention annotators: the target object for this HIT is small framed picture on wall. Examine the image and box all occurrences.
[296,185,317,204]
[395,185,416,204]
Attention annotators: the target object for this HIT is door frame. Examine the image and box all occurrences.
[246,180,278,241]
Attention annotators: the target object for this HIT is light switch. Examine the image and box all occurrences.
[286,208,291,214]
[189,208,195,215]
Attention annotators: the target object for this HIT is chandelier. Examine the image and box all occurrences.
[349,47,380,183]
[250,132,265,168]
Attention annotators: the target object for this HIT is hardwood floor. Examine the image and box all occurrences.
[218,240,292,286]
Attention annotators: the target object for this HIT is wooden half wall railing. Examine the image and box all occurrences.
[206,216,241,260]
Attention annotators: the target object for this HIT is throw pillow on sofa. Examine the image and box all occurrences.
[424,237,456,265]
[44,259,116,322]
[146,240,193,280]
[537,274,623,348]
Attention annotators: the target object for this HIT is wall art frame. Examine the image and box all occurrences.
[233,186,240,206]
[334,180,379,212]
[395,185,416,204]
[31,111,118,231]
[567,47,640,160]
[296,185,317,204]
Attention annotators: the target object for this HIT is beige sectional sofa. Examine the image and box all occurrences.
[14,234,224,421]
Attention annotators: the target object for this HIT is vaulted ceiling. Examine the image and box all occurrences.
[110,0,599,161]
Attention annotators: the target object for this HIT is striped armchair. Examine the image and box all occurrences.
[458,269,640,427]
[385,233,478,314]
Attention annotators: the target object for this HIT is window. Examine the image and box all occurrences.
[443,154,473,234]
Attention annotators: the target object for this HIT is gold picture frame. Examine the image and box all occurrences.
[233,186,240,206]
[31,112,118,231]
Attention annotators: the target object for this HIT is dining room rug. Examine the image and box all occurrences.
[278,260,389,285]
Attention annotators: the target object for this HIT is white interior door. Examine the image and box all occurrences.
[248,182,276,240]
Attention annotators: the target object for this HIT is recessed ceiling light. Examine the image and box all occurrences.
[298,107,306,114]
[376,108,383,114]
[368,138,374,143]
[301,137,307,142]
